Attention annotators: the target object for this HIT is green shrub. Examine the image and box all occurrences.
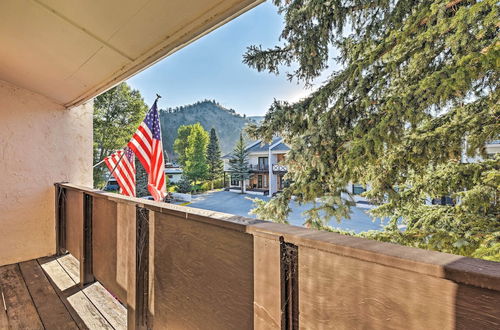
[200,178,225,191]
[175,176,192,194]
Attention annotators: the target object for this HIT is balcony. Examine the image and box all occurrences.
[2,182,498,329]
[272,163,288,173]
[249,164,269,172]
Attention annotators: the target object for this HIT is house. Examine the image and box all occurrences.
[1,1,498,329]
[429,139,500,205]
[223,137,372,207]
[223,137,289,195]
[165,167,183,184]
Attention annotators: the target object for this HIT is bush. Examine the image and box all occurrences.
[200,182,211,191]
[200,178,225,191]
[175,176,192,194]
[213,177,225,189]
[192,184,207,194]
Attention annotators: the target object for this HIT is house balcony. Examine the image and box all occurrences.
[272,163,288,173]
[249,164,269,172]
[2,183,499,329]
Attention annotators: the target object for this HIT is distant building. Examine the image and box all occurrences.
[165,167,183,184]
[223,137,289,196]
[222,137,372,207]
[430,139,500,205]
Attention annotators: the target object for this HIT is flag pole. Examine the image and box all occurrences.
[101,151,126,190]
[93,159,106,168]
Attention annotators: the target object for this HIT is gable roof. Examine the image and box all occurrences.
[270,142,290,152]
[246,137,283,153]
[222,137,289,158]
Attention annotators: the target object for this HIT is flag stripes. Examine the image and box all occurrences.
[104,148,136,197]
[128,99,166,201]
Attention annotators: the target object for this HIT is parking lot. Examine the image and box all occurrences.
[188,190,386,233]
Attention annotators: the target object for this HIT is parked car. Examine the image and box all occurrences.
[103,179,119,191]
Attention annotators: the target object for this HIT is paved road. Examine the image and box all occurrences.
[188,190,386,233]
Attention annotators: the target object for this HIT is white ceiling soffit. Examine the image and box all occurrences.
[0,0,263,107]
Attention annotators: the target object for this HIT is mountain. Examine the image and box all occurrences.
[247,115,265,123]
[159,100,261,160]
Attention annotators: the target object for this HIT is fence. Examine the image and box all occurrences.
[55,183,500,330]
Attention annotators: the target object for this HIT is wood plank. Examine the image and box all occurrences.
[40,257,76,291]
[19,260,79,330]
[455,283,500,329]
[57,254,81,284]
[39,256,125,330]
[93,197,127,303]
[254,236,281,330]
[37,258,88,330]
[116,202,133,293]
[154,212,254,329]
[66,190,84,262]
[127,205,138,329]
[0,286,9,330]
[83,282,127,330]
[67,291,114,330]
[299,246,457,330]
[0,264,43,329]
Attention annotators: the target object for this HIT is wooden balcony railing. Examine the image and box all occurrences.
[54,183,500,330]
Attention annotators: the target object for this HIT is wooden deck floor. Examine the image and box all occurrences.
[0,255,126,329]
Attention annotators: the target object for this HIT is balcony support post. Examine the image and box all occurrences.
[80,193,95,286]
[135,206,150,330]
[280,236,299,330]
[54,183,67,255]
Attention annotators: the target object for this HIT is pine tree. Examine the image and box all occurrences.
[184,123,209,190]
[228,134,252,194]
[206,128,223,189]
[244,1,499,260]
[176,175,192,194]
[135,157,149,197]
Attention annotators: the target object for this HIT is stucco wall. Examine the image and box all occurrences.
[0,80,92,266]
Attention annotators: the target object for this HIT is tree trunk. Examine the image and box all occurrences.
[240,180,244,194]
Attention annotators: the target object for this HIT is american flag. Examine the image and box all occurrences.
[104,147,136,197]
[128,100,166,201]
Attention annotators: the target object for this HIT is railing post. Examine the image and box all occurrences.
[136,206,150,329]
[54,183,67,256]
[80,193,94,286]
[280,236,299,330]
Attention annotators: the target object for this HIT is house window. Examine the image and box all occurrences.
[257,175,263,188]
[431,196,455,206]
[352,184,366,195]
[278,174,284,190]
[230,176,239,186]
[258,157,268,170]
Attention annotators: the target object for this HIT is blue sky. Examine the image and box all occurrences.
[127,2,323,116]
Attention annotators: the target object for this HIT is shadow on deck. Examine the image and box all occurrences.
[0,254,126,329]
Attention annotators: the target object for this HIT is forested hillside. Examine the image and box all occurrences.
[159,100,262,160]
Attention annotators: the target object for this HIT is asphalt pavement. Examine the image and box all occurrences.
[188,190,386,233]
